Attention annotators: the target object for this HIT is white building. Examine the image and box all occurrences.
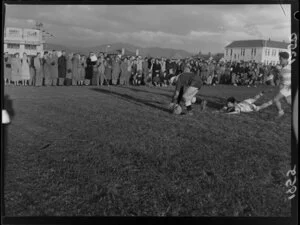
[224,39,289,65]
[4,27,45,56]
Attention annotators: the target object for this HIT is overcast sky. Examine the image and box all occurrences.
[5,4,291,53]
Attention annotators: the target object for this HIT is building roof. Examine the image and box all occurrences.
[225,40,288,49]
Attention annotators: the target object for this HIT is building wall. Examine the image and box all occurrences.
[261,47,290,65]
[224,47,263,62]
[4,27,44,57]
[224,46,289,65]
[4,43,44,56]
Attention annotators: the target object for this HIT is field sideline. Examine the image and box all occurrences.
[4,84,291,216]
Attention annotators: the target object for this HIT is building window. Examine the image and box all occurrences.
[254,48,256,56]
[241,49,245,56]
[7,43,20,49]
[240,48,245,56]
[230,49,233,56]
[265,48,271,56]
[25,44,37,50]
[226,49,228,56]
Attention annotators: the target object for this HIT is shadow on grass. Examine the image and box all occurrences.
[205,100,224,110]
[116,86,225,109]
[116,85,172,99]
[115,86,225,110]
[90,88,171,113]
[195,93,226,110]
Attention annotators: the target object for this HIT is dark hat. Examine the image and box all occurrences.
[279,51,289,59]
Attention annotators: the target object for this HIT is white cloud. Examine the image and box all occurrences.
[189,30,221,38]
[4,4,292,53]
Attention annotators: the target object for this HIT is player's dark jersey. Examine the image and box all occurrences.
[175,72,203,91]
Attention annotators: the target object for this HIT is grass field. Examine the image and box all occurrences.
[4,84,291,216]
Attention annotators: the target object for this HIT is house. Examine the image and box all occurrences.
[4,27,44,56]
[224,39,289,65]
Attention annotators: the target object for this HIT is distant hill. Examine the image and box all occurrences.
[44,43,74,53]
[46,42,193,58]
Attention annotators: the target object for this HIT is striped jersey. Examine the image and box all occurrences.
[235,101,256,113]
[280,64,291,86]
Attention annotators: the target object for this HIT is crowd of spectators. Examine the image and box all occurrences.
[3,51,281,87]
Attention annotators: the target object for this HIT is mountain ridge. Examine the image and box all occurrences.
[46,42,194,58]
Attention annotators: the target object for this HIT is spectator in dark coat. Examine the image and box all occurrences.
[152,58,161,86]
[65,53,73,86]
[58,50,67,86]
[85,52,97,85]
[104,57,112,85]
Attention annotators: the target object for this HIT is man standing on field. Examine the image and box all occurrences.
[169,67,206,115]
[255,51,291,118]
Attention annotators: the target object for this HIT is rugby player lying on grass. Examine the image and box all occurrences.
[169,67,207,115]
[214,92,271,114]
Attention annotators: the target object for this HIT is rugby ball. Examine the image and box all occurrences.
[192,97,197,104]
[173,104,182,115]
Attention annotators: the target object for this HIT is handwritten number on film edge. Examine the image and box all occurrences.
[286,33,298,200]
[286,165,297,200]
[288,33,297,64]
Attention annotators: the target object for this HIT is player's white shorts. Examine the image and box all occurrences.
[183,86,198,106]
[279,85,291,97]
